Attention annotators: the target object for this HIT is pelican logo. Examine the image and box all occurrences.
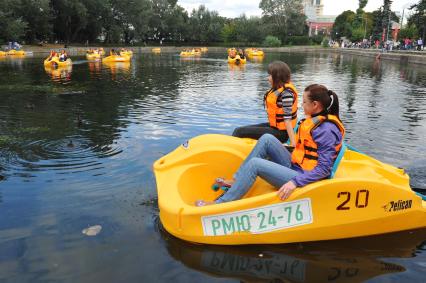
[382,199,412,212]
[181,140,189,149]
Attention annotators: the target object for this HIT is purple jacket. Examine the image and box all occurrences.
[290,121,343,187]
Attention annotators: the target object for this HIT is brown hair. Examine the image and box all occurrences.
[267,61,291,89]
[304,84,340,117]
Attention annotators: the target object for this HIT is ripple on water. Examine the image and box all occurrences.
[0,135,122,178]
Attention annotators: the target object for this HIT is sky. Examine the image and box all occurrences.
[178,0,419,18]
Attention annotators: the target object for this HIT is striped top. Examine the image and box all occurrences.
[277,89,295,121]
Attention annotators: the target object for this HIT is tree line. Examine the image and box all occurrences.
[332,0,426,42]
[0,0,317,46]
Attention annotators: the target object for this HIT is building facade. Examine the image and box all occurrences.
[303,0,335,37]
[303,0,324,20]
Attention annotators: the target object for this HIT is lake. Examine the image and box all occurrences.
[0,51,425,282]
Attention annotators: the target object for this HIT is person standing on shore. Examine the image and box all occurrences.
[418,38,423,51]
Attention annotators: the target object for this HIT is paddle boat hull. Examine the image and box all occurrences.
[228,55,246,64]
[120,50,133,57]
[152,48,161,54]
[44,57,72,67]
[86,53,101,60]
[153,134,426,245]
[102,55,131,62]
[245,48,264,57]
[7,49,26,56]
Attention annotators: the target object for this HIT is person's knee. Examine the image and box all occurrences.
[259,133,277,145]
[247,157,263,172]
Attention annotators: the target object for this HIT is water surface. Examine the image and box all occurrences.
[0,52,425,282]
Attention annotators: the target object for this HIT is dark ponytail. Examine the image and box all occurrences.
[326,89,339,117]
[304,84,340,118]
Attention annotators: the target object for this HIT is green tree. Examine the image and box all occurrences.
[51,0,88,44]
[259,0,306,41]
[18,0,52,43]
[398,24,419,39]
[354,0,368,28]
[165,5,189,42]
[263,35,281,46]
[106,0,151,44]
[370,3,398,41]
[331,10,356,40]
[67,0,111,43]
[407,0,426,41]
[188,5,224,43]
[221,21,237,43]
[0,0,28,42]
[234,15,263,44]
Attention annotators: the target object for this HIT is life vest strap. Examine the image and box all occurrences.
[304,145,317,152]
[304,154,318,160]
[276,112,297,120]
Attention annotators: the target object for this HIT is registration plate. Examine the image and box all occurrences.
[202,198,313,236]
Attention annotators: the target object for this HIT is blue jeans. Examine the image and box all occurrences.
[216,134,299,203]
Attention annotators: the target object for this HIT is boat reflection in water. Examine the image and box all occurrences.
[44,65,72,82]
[228,62,246,72]
[163,228,426,282]
[102,61,131,80]
[247,55,264,63]
[88,61,102,77]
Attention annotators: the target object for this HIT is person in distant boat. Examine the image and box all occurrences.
[47,50,57,61]
[110,49,118,56]
[229,48,237,59]
[232,61,298,144]
[58,50,67,62]
[238,49,245,59]
[196,84,345,206]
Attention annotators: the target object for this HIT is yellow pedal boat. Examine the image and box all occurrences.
[180,50,201,57]
[119,50,133,57]
[86,53,101,60]
[102,54,131,62]
[152,48,161,54]
[153,134,426,245]
[245,48,264,57]
[228,55,246,64]
[7,49,26,56]
[0,51,6,56]
[43,57,72,67]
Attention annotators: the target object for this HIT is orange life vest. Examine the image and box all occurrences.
[264,83,298,130]
[291,114,345,171]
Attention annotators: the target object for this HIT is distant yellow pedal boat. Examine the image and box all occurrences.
[102,54,131,62]
[228,55,246,64]
[86,53,101,60]
[7,49,26,56]
[119,50,133,57]
[44,57,72,67]
[152,48,161,54]
[153,134,426,245]
[245,48,264,57]
[180,50,201,57]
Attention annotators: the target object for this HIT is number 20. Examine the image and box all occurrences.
[337,190,369,210]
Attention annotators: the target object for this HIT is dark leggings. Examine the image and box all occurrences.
[232,122,289,143]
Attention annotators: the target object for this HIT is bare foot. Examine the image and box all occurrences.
[195,200,215,207]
